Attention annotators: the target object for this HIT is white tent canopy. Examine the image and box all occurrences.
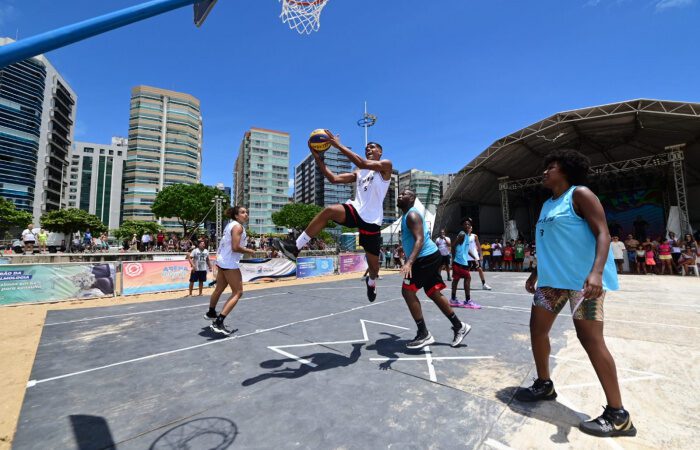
[381,198,435,246]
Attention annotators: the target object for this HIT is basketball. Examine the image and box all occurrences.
[309,129,331,152]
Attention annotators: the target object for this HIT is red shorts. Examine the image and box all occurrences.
[452,262,471,282]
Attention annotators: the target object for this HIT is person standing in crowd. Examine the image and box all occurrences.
[188,240,212,296]
[83,228,92,252]
[156,231,165,251]
[623,234,640,274]
[635,244,646,275]
[435,229,452,281]
[393,244,402,269]
[610,236,626,274]
[384,246,392,268]
[129,234,139,252]
[464,221,492,290]
[668,232,682,273]
[206,206,257,335]
[140,231,150,252]
[503,242,514,271]
[480,240,491,271]
[396,189,471,349]
[683,233,697,252]
[491,240,503,271]
[450,218,481,309]
[657,237,673,275]
[37,228,48,254]
[514,239,525,272]
[518,149,635,438]
[678,245,697,274]
[644,242,657,275]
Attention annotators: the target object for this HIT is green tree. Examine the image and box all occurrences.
[0,198,33,240]
[151,184,229,237]
[40,208,106,251]
[271,203,335,232]
[111,220,164,242]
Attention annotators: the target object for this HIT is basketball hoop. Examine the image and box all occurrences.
[279,0,329,34]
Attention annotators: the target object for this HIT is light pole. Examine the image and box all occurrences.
[357,101,377,146]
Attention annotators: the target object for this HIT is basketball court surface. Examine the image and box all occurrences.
[11,273,699,449]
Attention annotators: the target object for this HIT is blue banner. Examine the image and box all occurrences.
[296,257,335,279]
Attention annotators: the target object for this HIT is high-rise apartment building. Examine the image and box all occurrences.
[67,137,127,230]
[438,173,456,197]
[122,86,202,231]
[294,147,353,208]
[233,127,289,234]
[399,169,442,215]
[0,38,77,221]
[382,169,400,225]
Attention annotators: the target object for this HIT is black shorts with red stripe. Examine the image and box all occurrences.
[336,203,381,256]
[402,250,446,296]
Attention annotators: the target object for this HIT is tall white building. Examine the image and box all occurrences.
[67,137,127,230]
[0,38,77,222]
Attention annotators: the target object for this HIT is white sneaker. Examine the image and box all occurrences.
[482,283,492,290]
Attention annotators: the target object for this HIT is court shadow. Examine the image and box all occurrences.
[365,332,407,370]
[69,414,115,450]
[149,417,237,450]
[198,326,238,340]
[494,387,589,444]
[242,343,364,386]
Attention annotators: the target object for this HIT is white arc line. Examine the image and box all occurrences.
[27,297,403,387]
[423,346,437,382]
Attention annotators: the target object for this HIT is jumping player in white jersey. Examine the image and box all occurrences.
[275,130,392,303]
[206,206,256,335]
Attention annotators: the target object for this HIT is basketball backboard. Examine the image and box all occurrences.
[194,0,218,27]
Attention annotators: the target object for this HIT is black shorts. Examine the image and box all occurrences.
[189,270,207,282]
[336,203,381,256]
[440,255,451,266]
[468,260,481,270]
[402,251,445,295]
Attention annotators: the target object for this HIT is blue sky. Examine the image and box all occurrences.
[1,0,698,192]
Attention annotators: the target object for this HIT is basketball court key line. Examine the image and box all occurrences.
[26,297,404,387]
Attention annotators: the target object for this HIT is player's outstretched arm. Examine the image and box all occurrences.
[309,146,357,184]
[324,130,392,174]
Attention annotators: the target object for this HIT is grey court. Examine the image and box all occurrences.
[14,273,581,449]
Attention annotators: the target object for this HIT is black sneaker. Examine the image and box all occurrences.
[580,406,637,438]
[406,331,435,349]
[210,321,233,336]
[204,310,217,321]
[514,378,557,402]
[366,278,377,302]
[273,239,299,262]
[451,322,472,347]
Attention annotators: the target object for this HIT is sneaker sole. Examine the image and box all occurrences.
[406,335,435,349]
[273,240,297,262]
[209,325,231,336]
[451,323,472,347]
[204,314,217,321]
[579,424,637,438]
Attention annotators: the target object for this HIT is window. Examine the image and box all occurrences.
[84,147,94,153]
[100,149,105,154]
[108,150,114,155]
[117,151,123,156]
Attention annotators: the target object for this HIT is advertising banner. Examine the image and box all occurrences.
[122,260,212,295]
[0,263,117,306]
[296,256,335,279]
[338,253,368,274]
[238,258,296,282]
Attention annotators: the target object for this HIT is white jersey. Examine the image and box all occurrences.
[216,220,246,269]
[435,236,451,256]
[466,233,479,261]
[347,168,390,226]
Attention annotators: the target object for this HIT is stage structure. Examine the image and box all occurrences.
[437,99,700,241]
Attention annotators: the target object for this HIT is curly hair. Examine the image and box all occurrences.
[225,205,246,219]
[544,149,590,186]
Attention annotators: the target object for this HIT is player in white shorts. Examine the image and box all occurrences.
[275,130,392,303]
[206,206,256,336]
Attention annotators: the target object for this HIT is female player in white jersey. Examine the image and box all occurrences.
[275,130,392,302]
[206,206,256,335]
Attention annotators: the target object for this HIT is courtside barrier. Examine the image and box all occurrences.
[338,253,368,274]
[296,256,335,279]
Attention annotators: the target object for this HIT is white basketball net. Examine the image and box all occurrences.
[280,0,329,34]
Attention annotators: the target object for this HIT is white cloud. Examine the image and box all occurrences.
[655,0,694,11]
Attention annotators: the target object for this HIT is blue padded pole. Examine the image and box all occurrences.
[0,0,199,69]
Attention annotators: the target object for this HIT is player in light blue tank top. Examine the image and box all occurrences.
[517,150,636,439]
[396,189,471,351]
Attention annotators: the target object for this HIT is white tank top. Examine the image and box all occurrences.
[466,233,478,261]
[216,220,246,269]
[435,237,451,256]
[346,168,390,226]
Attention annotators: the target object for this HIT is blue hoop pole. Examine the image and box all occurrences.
[0,0,199,69]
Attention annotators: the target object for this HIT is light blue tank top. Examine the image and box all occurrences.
[401,206,438,259]
[453,231,468,265]
[536,185,618,291]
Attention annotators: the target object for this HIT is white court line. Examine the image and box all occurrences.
[27,297,403,387]
[369,356,494,362]
[481,305,700,330]
[482,438,516,450]
[423,346,437,382]
[43,292,290,326]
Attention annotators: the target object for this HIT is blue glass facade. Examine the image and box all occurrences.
[0,59,46,212]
